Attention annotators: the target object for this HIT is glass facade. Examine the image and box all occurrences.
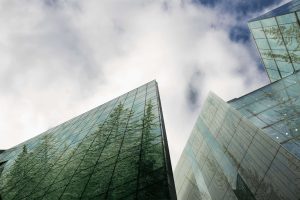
[229,71,300,159]
[175,93,299,200]
[0,80,176,200]
[249,0,300,82]
[175,3,300,199]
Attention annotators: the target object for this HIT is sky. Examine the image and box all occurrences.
[0,0,289,167]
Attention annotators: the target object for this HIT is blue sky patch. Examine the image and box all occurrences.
[229,25,250,43]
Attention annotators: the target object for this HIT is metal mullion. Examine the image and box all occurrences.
[78,90,135,199]
[103,89,138,198]
[249,21,274,83]
[253,147,281,198]
[280,135,298,145]
[20,114,100,199]
[262,22,283,80]
[295,11,300,28]
[56,95,126,199]
[274,16,296,72]
[10,100,111,200]
[6,111,91,199]
[53,108,88,134]
[226,128,259,199]
[135,84,149,199]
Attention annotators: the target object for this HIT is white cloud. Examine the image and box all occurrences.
[0,0,269,167]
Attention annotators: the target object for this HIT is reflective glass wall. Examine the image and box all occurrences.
[229,71,300,158]
[249,0,300,82]
[175,93,299,200]
[0,80,176,200]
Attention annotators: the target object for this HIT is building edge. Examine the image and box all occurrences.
[155,80,177,200]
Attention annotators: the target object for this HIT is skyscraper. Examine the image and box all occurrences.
[228,71,300,159]
[175,1,300,199]
[0,80,176,200]
[249,0,300,82]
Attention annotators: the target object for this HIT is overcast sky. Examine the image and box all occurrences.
[0,0,289,166]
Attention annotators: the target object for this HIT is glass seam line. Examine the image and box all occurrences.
[155,81,177,200]
[42,97,120,199]
[135,83,149,199]
[262,20,283,80]
[274,15,296,72]
[7,102,106,200]
[56,94,129,199]
[249,23,273,83]
[103,88,138,199]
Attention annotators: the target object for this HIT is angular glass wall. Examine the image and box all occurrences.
[229,71,300,158]
[249,0,300,82]
[175,92,299,200]
[0,80,176,200]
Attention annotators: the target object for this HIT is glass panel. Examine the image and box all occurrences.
[276,13,297,24]
[261,17,277,26]
[268,38,286,50]
[248,21,262,29]
[263,59,278,70]
[255,38,270,49]
[252,28,265,39]
[0,80,173,200]
[276,60,294,75]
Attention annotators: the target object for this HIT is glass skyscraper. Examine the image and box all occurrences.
[249,0,300,82]
[175,88,299,200]
[229,71,300,159]
[0,80,176,200]
[175,1,300,200]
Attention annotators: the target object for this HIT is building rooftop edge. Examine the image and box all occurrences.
[248,0,300,22]
[227,70,300,103]
[0,80,158,152]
